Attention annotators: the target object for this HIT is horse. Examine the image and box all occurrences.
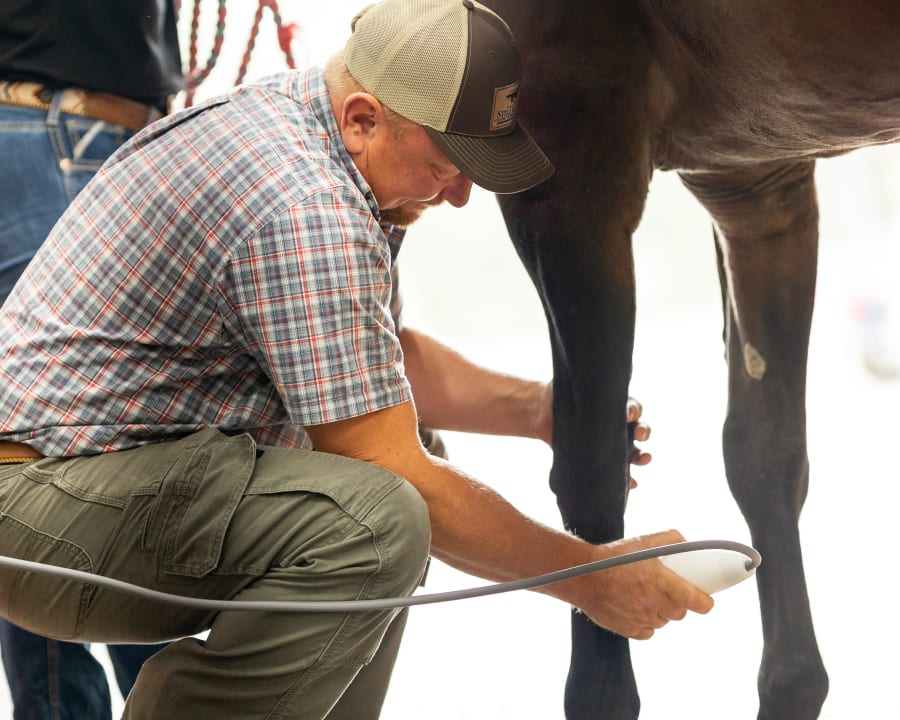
[478,1,900,718]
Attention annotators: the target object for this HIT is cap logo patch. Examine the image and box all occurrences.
[490,81,519,131]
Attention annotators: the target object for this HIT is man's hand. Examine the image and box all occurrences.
[627,397,651,489]
[571,530,715,640]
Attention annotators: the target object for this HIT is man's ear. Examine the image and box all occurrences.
[339,92,385,156]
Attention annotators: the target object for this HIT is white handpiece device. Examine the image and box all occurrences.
[660,548,757,594]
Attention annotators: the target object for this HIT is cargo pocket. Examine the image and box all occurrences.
[0,514,94,641]
[158,430,257,580]
[0,453,150,641]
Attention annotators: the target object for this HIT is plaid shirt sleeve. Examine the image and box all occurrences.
[220,188,412,428]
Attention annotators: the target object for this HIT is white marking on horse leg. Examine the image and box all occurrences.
[743,342,767,380]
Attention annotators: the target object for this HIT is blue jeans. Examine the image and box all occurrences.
[0,98,136,298]
[0,96,168,720]
[0,628,165,720]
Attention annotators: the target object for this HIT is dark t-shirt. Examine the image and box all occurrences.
[0,0,182,110]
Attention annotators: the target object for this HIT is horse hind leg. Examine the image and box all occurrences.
[682,160,829,720]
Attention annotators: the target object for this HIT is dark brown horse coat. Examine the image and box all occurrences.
[480,1,900,718]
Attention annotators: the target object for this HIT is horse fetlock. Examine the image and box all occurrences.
[757,655,829,720]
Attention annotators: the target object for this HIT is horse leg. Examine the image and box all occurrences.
[499,186,638,720]
[682,161,829,720]
[485,2,670,713]
[497,134,653,719]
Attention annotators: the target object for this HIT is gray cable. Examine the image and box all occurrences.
[0,539,760,613]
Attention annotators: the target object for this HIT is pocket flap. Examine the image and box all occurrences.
[164,431,256,578]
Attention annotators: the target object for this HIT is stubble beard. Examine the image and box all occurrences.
[380,197,445,229]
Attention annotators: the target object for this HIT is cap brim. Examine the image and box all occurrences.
[424,124,554,194]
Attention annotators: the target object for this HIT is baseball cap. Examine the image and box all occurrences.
[344,0,554,194]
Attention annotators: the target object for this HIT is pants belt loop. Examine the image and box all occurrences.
[45,90,71,170]
[46,89,64,128]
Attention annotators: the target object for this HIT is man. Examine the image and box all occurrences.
[0,1,712,718]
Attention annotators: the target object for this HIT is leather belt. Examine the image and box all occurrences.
[0,440,43,464]
[0,81,161,132]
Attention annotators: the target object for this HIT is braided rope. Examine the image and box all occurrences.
[186,0,200,75]
[176,0,300,107]
[236,1,299,86]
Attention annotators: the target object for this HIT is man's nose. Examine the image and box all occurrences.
[440,175,473,208]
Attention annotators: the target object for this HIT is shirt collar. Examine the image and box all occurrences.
[300,67,406,261]
[300,67,382,221]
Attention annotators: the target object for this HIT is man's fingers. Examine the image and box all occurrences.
[630,450,651,466]
[631,423,651,442]
[661,566,715,615]
[593,531,715,640]
[625,398,643,423]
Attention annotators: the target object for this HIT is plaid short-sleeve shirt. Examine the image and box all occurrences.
[0,68,413,456]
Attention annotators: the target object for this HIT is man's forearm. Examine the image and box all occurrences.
[305,401,713,640]
[399,327,550,442]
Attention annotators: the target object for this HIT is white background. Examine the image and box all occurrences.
[3,3,900,717]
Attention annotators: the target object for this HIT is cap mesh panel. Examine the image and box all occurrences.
[345,0,469,131]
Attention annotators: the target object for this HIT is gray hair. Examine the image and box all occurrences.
[324,48,417,138]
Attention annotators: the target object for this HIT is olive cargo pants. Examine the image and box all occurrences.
[0,429,431,719]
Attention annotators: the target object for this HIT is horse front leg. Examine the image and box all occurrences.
[683,161,829,720]
[499,152,650,719]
